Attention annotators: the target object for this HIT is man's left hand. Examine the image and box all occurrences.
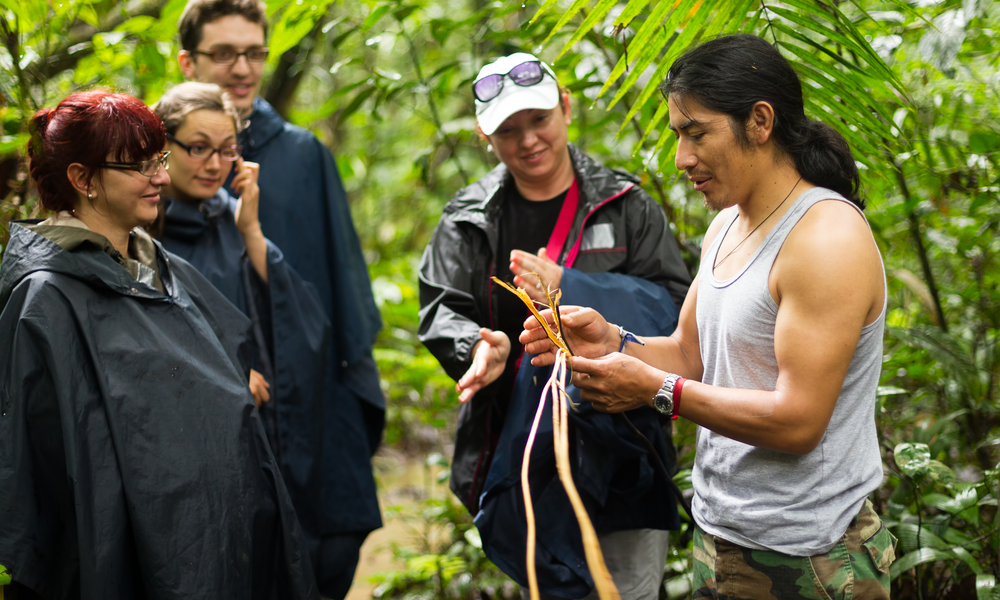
[569,353,664,413]
[511,247,562,304]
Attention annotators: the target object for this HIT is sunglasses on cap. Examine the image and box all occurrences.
[473,60,555,103]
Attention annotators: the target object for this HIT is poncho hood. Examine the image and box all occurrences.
[1,222,170,306]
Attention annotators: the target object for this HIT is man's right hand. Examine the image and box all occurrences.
[520,306,618,367]
[456,329,511,403]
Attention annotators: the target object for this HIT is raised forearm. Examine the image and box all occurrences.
[241,225,269,284]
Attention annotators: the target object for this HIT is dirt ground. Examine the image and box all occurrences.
[346,447,449,600]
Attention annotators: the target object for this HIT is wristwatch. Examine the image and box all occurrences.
[653,373,682,416]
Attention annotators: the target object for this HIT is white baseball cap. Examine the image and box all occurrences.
[474,52,560,136]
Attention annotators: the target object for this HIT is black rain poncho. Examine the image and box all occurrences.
[0,222,317,599]
[159,190,331,558]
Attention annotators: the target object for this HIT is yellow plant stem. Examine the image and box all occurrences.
[549,351,619,600]
[499,276,619,600]
[491,276,571,355]
[521,358,552,600]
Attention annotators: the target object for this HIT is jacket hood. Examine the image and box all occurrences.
[162,190,235,244]
[0,222,170,307]
[444,144,639,223]
[241,97,286,151]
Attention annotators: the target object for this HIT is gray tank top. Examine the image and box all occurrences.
[692,187,886,556]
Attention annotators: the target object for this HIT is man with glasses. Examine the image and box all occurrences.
[177,2,384,598]
[419,52,691,599]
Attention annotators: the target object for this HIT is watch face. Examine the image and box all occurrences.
[654,391,673,415]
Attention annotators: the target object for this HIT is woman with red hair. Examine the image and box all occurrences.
[0,91,317,599]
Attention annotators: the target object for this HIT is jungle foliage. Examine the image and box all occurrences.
[1,0,999,597]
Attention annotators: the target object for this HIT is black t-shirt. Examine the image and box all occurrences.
[493,183,568,403]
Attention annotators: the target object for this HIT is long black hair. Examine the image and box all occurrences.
[662,34,863,209]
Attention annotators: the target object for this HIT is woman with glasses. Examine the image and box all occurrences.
[0,90,317,598]
[151,82,332,576]
[418,53,692,599]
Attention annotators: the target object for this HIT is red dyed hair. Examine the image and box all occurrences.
[28,91,167,213]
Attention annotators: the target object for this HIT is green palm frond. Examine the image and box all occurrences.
[532,0,916,175]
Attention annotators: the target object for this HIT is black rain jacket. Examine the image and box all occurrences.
[0,222,317,599]
[418,144,691,513]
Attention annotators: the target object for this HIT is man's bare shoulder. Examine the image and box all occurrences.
[774,198,884,310]
[790,199,877,258]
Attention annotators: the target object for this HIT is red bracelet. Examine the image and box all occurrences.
[671,378,686,420]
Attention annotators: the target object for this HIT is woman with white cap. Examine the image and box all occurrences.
[418,53,692,599]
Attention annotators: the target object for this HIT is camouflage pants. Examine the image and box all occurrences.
[692,500,896,600]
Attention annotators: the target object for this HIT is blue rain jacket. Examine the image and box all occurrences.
[475,269,681,598]
[231,98,383,535]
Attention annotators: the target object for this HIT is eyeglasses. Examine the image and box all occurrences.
[473,60,554,103]
[192,46,269,65]
[102,151,171,177]
[167,134,242,161]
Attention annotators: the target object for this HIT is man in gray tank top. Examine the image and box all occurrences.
[522,35,897,598]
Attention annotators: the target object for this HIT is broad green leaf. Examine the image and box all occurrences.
[924,460,957,485]
[327,24,357,50]
[951,547,983,575]
[894,442,931,478]
[923,486,978,515]
[892,523,950,552]
[337,86,378,126]
[970,131,1000,154]
[268,0,335,60]
[393,4,417,22]
[361,3,391,31]
[889,547,954,579]
[78,4,100,27]
[427,60,460,82]
[115,15,158,34]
